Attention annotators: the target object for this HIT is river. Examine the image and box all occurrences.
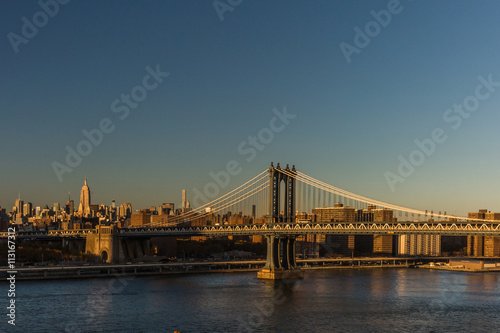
[6,268,500,332]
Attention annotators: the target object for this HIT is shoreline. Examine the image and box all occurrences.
[0,257,420,281]
[417,264,500,273]
[3,257,498,281]
[1,264,418,281]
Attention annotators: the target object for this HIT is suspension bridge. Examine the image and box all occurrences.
[124,162,500,228]
[2,163,500,277]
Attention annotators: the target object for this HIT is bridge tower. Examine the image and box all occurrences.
[85,225,120,263]
[268,163,296,223]
[258,162,304,280]
[85,225,151,263]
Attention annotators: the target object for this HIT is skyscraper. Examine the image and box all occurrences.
[78,176,91,217]
[14,194,23,216]
[119,202,132,218]
[182,189,187,211]
[65,192,75,215]
[66,200,75,215]
[23,202,32,217]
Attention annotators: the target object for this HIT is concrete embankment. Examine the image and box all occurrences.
[0,257,428,280]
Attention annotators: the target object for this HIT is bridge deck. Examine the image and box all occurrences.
[2,221,500,238]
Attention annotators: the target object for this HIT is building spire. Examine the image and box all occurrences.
[84,174,87,186]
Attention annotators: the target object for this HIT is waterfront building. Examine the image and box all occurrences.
[468,209,487,221]
[356,205,375,222]
[483,236,500,256]
[373,234,393,254]
[485,212,500,220]
[467,209,500,256]
[312,203,356,222]
[326,235,355,256]
[312,205,396,256]
[468,234,500,257]
[373,208,393,222]
[398,234,441,256]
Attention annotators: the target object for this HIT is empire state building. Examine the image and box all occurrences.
[78,177,91,217]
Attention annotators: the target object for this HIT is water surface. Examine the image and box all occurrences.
[6,268,500,332]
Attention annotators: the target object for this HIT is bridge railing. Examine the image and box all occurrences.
[117,221,500,236]
[2,221,500,238]
[0,229,94,238]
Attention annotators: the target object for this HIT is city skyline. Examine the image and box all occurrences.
[5,171,500,222]
[4,175,186,215]
[2,1,500,216]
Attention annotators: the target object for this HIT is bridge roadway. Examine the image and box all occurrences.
[2,221,500,239]
[120,221,500,237]
[0,257,435,280]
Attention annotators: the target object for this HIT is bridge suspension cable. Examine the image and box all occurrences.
[146,166,500,228]
[278,168,500,223]
[149,170,269,227]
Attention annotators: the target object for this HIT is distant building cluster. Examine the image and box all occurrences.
[2,177,132,232]
[2,181,500,260]
[1,177,223,235]
[312,204,394,223]
[294,205,499,258]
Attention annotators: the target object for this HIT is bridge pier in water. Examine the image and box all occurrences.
[258,235,303,279]
[258,163,303,280]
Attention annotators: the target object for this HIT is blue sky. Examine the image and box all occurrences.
[1,0,500,216]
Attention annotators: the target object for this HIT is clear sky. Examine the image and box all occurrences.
[1,0,500,216]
